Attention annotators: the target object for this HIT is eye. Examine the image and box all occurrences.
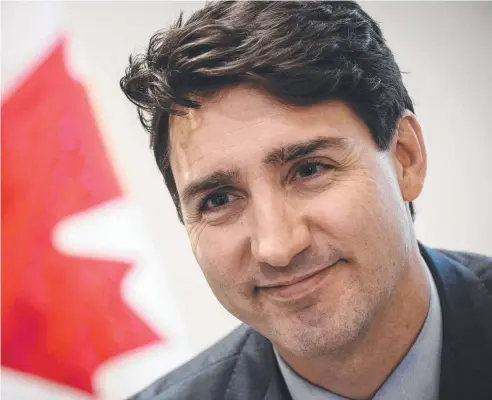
[199,192,237,212]
[293,160,332,180]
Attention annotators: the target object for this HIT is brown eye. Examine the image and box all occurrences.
[295,161,331,179]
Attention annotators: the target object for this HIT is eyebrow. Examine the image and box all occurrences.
[180,136,350,205]
[263,136,350,167]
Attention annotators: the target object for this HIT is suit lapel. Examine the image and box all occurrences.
[422,245,492,400]
[263,354,292,400]
[224,329,291,400]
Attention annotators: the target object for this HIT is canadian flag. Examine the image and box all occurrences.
[2,3,191,399]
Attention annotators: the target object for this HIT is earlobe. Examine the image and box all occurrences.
[392,111,427,202]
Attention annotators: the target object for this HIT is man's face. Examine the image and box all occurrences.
[169,86,417,357]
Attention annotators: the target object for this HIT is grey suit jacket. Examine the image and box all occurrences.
[130,245,492,400]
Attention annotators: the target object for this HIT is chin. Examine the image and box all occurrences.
[273,304,371,358]
[282,328,355,358]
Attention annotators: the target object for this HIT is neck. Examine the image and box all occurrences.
[277,252,430,400]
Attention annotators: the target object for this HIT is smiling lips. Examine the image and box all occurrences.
[258,261,340,300]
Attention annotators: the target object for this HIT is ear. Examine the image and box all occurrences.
[390,111,427,202]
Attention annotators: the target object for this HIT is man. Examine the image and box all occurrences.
[120,2,492,399]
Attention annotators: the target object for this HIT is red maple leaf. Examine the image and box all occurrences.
[1,40,161,394]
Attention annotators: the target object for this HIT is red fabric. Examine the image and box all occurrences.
[1,41,160,394]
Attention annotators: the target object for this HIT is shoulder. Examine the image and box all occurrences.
[128,324,257,400]
[435,248,492,294]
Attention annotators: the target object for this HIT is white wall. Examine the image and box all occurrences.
[4,1,492,359]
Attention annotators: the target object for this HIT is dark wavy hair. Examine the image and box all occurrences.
[120,1,416,223]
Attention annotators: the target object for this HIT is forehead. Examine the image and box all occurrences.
[169,86,372,185]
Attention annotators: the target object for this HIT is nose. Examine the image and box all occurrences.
[250,194,311,268]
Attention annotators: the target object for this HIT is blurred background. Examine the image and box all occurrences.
[2,1,491,399]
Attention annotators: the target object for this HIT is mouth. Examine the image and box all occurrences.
[257,261,341,301]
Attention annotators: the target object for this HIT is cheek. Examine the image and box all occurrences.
[191,223,247,289]
[190,224,257,321]
[309,165,406,249]
[310,181,383,240]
